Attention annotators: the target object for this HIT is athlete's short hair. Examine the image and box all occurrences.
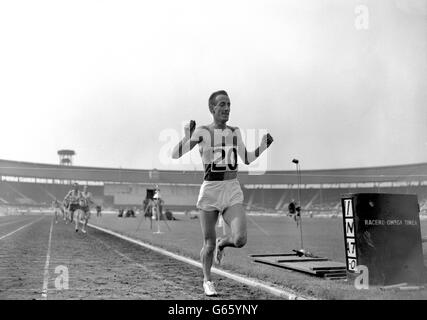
[208,90,228,113]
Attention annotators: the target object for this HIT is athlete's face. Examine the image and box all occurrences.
[211,94,230,123]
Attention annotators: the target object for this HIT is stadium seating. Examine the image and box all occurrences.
[1,178,427,216]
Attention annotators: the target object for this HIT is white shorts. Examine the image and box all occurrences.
[75,208,90,220]
[196,179,244,213]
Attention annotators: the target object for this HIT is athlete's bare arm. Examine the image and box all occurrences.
[85,193,94,206]
[63,190,72,202]
[235,129,274,165]
[171,120,202,159]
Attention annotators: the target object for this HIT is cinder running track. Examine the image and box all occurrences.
[0,214,278,300]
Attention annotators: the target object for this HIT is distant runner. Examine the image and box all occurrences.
[77,185,94,234]
[52,199,62,224]
[64,183,82,224]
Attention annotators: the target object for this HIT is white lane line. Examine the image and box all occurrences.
[0,217,44,241]
[88,223,315,300]
[0,218,34,228]
[246,216,271,236]
[41,218,54,300]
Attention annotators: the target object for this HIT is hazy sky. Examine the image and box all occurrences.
[0,0,426,171]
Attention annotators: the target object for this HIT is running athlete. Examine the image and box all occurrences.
[61,202,66,221]
[78,185,94,233]
[51,199,62,224]
[64,183,82,224]
[63,199,70,223]
[171,90,273,296]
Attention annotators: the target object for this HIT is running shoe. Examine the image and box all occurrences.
[203,281,218,296]
[81,229,86,234]
[214,238,224,265]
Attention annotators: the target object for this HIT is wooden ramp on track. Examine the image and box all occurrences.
[250,253,348,280]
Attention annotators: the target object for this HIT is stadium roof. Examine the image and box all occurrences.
[0,158,426,186]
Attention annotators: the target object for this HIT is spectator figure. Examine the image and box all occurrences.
[288,199,301,227]
[96,205,102,217]
[125,208,135,218]
[143,198,154,221]
[165,209,177,221]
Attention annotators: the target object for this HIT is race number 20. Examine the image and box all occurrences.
[211,146,238,172]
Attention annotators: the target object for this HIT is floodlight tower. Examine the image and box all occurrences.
[58,150,75,166]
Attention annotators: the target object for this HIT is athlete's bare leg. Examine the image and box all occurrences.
[216,203,247,250]
[82,212,89,233]
[74,210,81,231]
[199,209,220,282]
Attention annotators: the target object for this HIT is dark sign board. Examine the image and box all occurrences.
[341,193,425,285]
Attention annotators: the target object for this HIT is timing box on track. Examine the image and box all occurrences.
[250,253,347,280]
[341,193,425,286]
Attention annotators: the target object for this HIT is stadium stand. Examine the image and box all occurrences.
[0,182,20,204]
[1,159,427,215]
